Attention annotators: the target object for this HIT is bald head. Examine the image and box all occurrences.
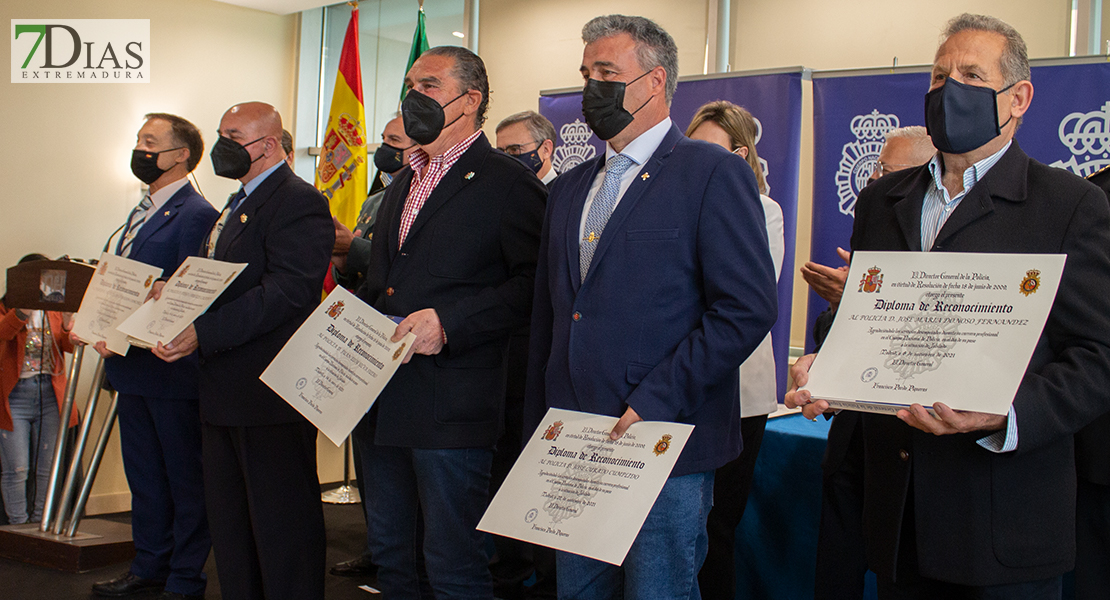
[217,102,285,184]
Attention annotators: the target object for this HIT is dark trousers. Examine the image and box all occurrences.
[698,414,768,600]
[1075,477,1110,600]
[815,413,869,600]
[118,394,210,596]
[202,420,326,600]
[489,341,557,600]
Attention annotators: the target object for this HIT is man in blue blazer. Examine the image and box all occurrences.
[154,102,334,600]
[525,15,777,599]
[85,113,217,600]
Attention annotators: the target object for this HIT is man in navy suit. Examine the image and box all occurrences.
[788,14,1110,599]
[85,113,217,600]
[154,102,334,600]
[525,15,777,599]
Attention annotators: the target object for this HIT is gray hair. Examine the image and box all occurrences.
[496,111,556,144]
[884,126,929,141]
[883,126,936,164]
[582,15,679,105]
[421,46,490,127]
[941,14,1030,87]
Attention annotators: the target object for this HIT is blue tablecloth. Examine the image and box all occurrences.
[734,413,877,600]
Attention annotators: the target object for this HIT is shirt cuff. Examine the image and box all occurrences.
[976,405,1017,453]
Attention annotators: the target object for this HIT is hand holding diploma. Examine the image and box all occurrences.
[790,350,1007,434]
[802,252,1065,419]
[117,256,245,351]
[478,408,692,565]
[260,286,416,445]
[392,308,443,363]
[69,252,163,355]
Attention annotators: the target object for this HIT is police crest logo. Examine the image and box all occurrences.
[542,421,564,441]
[143,275,152,288]
[224,271,237,284]
[552,119,597,173]
[326,300,345,319]
[1020,269,1041,297]
[176,264,190,278]
[98,262,108,276]
[1050,100,1110,178]
[393,342,406,361]
[653,434,673,456]
[858,266,883,293]
[836,110,899,217]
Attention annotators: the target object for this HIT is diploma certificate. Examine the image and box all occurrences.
[477,408,693,565]
[117,256,245,349]
[71,252,163,355]
[260,286,415,446]
[804,251,1065,415]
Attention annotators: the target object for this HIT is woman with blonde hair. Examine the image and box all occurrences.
[687,101,784,600]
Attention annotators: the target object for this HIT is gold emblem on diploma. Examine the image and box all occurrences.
[1020,269,1041,296]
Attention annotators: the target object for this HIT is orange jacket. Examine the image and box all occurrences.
[0,303,79,431]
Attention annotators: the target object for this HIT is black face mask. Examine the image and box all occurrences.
[512,147,545,174]
[210,136,265,179]
[402,90,467,146]
[130,147,183,185]
[925,78,1015,154]
[581,71,653,141]
[374,142,413,174]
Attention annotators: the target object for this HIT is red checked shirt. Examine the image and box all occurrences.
[397,129,483,248]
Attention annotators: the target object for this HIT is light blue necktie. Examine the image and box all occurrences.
[118,193,154,257]
[580,154,634,282]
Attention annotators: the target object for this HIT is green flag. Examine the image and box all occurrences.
[401,6,430,101]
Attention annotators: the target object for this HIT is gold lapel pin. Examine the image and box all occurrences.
[240,214,248,223]
[464,172,475,180]
[163,211,171,216]
[641,173,650,181]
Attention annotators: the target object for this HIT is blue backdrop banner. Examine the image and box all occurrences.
[540,70,804,403]
[806,59,1110,351]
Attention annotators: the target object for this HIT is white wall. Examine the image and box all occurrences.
[0,0,353,515]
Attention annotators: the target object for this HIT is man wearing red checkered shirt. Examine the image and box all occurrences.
[354,45,547,599]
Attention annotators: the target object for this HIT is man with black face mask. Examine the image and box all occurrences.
[327,113,414,581]
[496,110,557,186]
[787,14,1110,599]
[81,113,217,600]
[151,102,334,600]
[331,115,415,291]
[355,46,545,598]
[524,15,776,599]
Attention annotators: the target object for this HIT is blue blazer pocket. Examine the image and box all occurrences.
[626,362,654,385]
[626,229,679,241]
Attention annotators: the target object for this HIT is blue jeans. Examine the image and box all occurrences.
[0,375,60,524]
[557,471,715,600]
[359,440,494,600]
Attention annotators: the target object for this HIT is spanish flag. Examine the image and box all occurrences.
[316,3,367,229]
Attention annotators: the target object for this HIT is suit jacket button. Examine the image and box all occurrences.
[572,311,581,321]
[899,449,910,461]
[386,287,395,296]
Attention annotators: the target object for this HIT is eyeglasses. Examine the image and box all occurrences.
[873,161,916,178]
[499,140,541,156]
